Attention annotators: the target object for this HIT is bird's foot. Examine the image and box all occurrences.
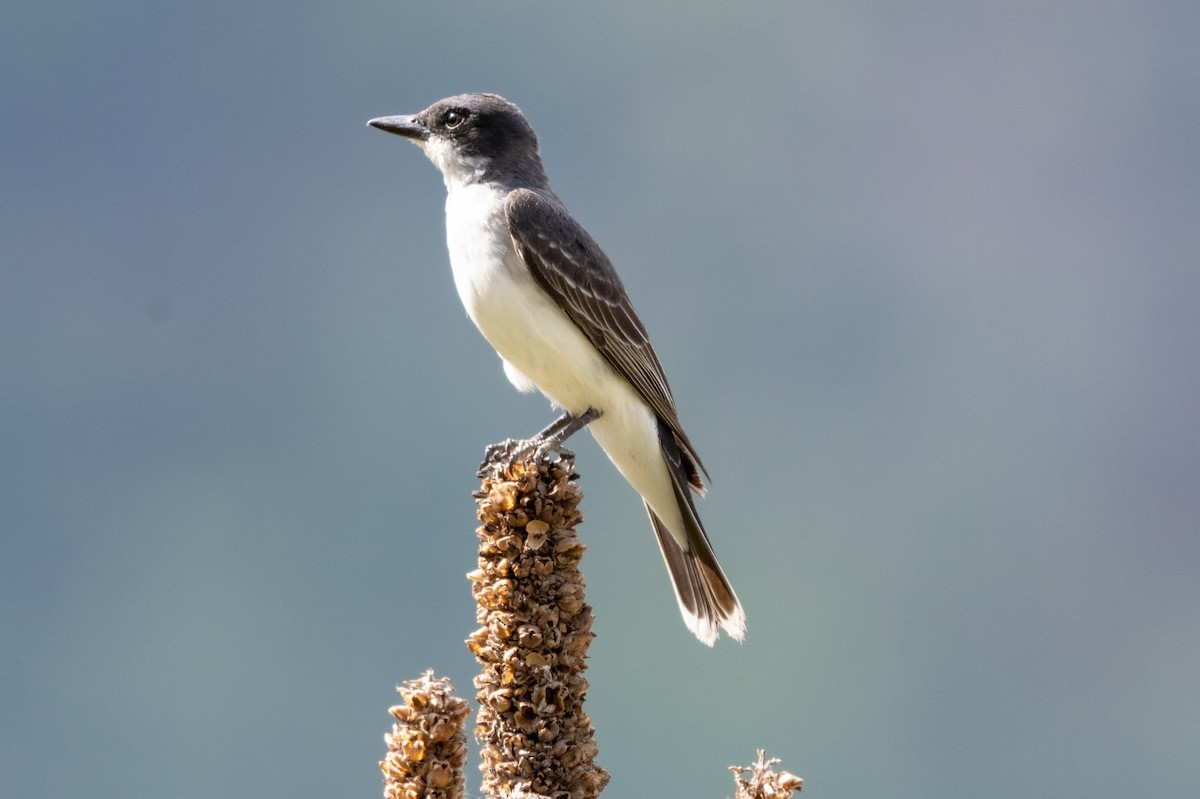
[477,436,575,478]
[477,408,601,477]
[478,438,520,477]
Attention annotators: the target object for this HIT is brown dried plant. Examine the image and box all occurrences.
[381,671,471,799]
[468,447,610,799]
[730,749,804,799]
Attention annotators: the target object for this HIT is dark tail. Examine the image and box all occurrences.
[648,421,745,645]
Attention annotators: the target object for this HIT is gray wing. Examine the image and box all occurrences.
[505,187,708,489]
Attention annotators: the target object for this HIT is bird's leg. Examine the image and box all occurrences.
[529,409,584,445]
[533,407,601,450]
[479,408,602,475]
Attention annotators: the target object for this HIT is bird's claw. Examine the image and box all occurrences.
[477,437,573,477]
[478,438,519,477]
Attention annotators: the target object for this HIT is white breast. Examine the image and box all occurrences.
[442,183,618,414]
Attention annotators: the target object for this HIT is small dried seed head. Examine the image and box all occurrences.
[730,749,803,799]
[380,672,470,799]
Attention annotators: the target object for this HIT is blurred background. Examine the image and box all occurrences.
[3,2,1198,797]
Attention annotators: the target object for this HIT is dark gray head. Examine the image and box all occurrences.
[368,93,547,188]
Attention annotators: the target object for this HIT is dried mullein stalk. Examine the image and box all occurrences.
[730,750,803,799]
[381,671,471,799]
[469,447,610,799]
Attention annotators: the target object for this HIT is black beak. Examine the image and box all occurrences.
[367,115,430,141]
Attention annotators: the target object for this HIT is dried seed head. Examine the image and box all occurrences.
[730,749,803,799]
[471,448,609,799]
[380,671,470,799]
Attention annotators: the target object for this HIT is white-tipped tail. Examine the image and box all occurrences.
[643,415,745,645]
[647,503,746,645]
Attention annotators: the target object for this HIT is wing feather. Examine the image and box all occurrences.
[505,187,707,487]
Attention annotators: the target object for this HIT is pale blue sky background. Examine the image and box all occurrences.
[3,2,1198,797]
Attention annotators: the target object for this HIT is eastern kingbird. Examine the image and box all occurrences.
[368,93,744,645]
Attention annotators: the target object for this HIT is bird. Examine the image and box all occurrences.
[368,93,744,644]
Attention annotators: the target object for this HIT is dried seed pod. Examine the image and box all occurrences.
[524,519,551,550]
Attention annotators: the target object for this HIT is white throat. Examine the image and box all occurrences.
[418,138,489,190]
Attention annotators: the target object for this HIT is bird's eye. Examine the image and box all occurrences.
[444,110,469,129]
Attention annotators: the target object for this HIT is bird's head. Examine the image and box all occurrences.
[369,93,546,188]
